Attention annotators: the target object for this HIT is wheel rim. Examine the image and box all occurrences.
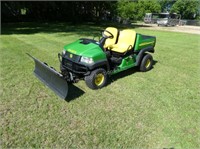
[95,73,104,86]
[145,59,151,68]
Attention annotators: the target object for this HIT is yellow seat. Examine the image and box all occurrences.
[110,30,136,53]
[103,27,119,49]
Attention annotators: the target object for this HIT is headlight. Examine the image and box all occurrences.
[80,56,94,64]
[62,50,66,55]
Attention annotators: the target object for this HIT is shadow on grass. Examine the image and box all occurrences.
[109,67,138,84]
[108,60,158,84]
[1,22,153,37]
[152,60,158,66]
[65,83,85,102]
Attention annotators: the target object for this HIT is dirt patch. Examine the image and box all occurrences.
[137,23,200,35]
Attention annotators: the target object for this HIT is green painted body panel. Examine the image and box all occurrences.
[134,34,156,51]
[111,33,156,75]
[63,39,106,62]
[62,33,155,74]
[112,54,137,75]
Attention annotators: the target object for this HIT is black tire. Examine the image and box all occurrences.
[140,54,153,72]
[85,68,108,90]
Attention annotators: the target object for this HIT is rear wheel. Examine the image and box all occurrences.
[85,68,107,90]
[140,54,153,72]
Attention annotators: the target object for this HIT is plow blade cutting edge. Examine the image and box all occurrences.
[27,53,68,99]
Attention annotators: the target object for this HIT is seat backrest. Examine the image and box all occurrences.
[103,27,119,49]
[117,29,136,48]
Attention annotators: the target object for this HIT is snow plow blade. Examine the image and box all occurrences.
[27,53,68,99]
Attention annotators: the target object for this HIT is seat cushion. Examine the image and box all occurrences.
[110,30,136,53]
[111,44,133,53]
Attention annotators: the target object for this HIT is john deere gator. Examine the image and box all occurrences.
[28,27,156,99]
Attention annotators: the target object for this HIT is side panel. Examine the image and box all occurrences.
[134,34,142,51]
[111,55,136,75]
[134,34,156,51]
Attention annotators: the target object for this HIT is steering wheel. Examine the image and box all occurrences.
[102,30,114,39]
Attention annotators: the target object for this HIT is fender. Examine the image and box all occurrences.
[87,60,110,71]
[135,46,154,66]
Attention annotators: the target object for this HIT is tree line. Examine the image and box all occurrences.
[117,0,200,21]
[1,0,200,23]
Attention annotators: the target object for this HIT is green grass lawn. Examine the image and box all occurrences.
[0,23,200,148]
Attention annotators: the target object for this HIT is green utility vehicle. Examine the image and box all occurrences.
[28,27,156,99]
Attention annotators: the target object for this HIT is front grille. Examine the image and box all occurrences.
[62,58,88,74]
[64,52,80,62]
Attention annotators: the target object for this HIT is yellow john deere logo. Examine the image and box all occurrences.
[69,54,73,58]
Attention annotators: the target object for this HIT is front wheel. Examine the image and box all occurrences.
[85,68,108,90]
[140,54,153,72]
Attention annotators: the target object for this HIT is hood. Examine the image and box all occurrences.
[63,39,106,61]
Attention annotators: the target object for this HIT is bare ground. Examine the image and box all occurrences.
[137,23,200,35]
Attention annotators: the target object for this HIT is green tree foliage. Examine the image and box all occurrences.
[117,0,161,21]
[136,0,161,20]
[158,0,176,12]
[1,1,116,23]
[117,0,137,21]
[170,0,200,19]
[2,0,200,23]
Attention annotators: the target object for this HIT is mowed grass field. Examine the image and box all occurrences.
[0,23,199,148]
